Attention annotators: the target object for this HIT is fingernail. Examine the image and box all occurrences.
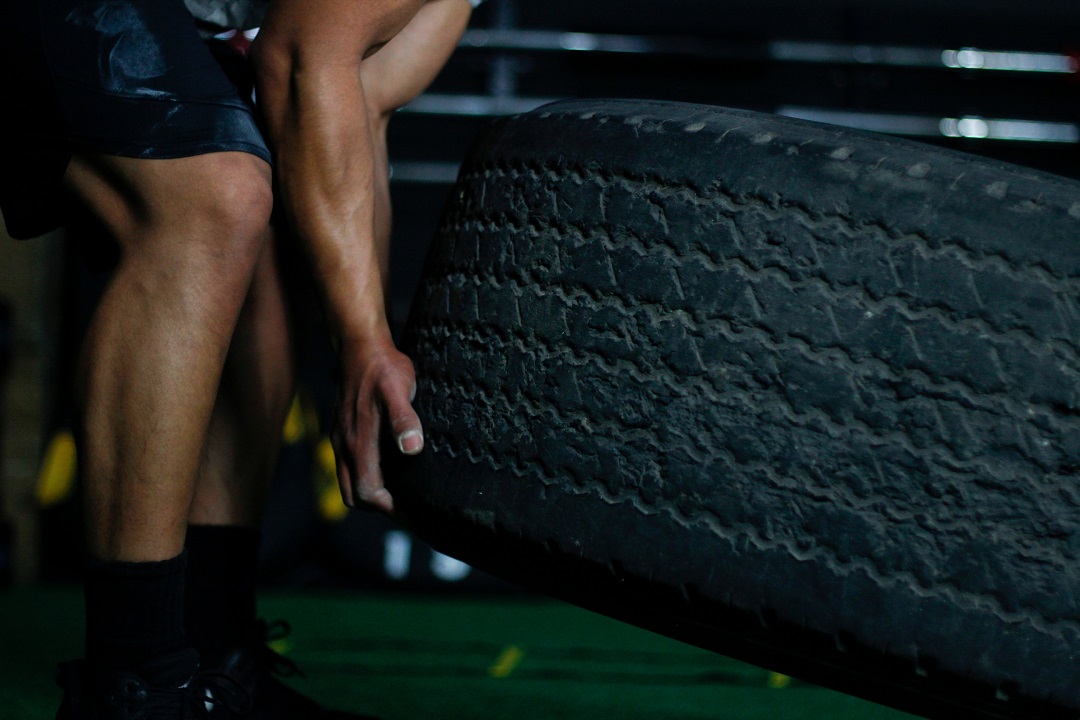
[397,430,423,454]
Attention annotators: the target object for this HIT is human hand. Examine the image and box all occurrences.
[332,339,424,515]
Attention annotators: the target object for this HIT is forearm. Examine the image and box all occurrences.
[250,0,458,512]
[370,108,393,297]
[264,65,387,349]
[362,0,474,117]
[252,0,429,349]
[362,0,474,295]
[255,58,411,512]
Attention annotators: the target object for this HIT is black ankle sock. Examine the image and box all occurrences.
[184,524,260,662]
[84,552,192,683]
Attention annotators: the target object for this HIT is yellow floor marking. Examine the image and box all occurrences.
[281,394,307,444]
[36,431,77,507]
[767,672,791,689]
[281,390,321,444]
[315,437,350,522]
[488,645,525,678]
[268,638,293,656]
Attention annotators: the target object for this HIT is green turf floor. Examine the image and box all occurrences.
[0,586,918,720]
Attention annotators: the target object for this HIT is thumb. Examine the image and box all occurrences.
[383,376,424,455]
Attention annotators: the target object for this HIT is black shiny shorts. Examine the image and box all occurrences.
[0,0,271,239]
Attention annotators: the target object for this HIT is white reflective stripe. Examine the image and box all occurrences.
[384,531,412,580]
[431,552,472,582]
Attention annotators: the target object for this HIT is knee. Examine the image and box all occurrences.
[180,153,274,266]
[68,150,277,328]
[121,153,276,311]
[72,151,274,261]
[108,152,277,316]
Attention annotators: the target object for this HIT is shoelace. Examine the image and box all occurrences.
[252,619,305,679]
[195,670,253,718]
[145,670,252,719]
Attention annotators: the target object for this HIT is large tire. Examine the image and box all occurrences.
[390,99,1080,719]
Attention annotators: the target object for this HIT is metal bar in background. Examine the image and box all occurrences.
[768,41,943,67]
[772,41,1076,73]
[778,106,1080,143]
[403,97,1080,144]
[460,28,761,61]
[0,299,12,587]
[390,104,1078,190]
[487,0,521,100]
[940,47,1075,73]
[461,28,1078,74]
[401,93,556,117]
[389,161,462,185]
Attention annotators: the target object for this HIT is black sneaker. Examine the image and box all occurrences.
[55,649,251,719]
[210,620,377,720]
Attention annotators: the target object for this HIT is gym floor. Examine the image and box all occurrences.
[1,586,917,720]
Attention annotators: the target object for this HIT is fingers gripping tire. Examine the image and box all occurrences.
[391,99,1080,719]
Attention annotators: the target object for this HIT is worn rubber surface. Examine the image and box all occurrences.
[389,99,1080,719]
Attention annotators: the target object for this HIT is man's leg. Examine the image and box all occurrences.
[184,231,295,663]
[65,149,272,683]
[181,232,379,719]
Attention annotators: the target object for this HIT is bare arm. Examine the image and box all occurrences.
[362,0,473,122]
[362,0,474,292]
[251,0,470,513]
